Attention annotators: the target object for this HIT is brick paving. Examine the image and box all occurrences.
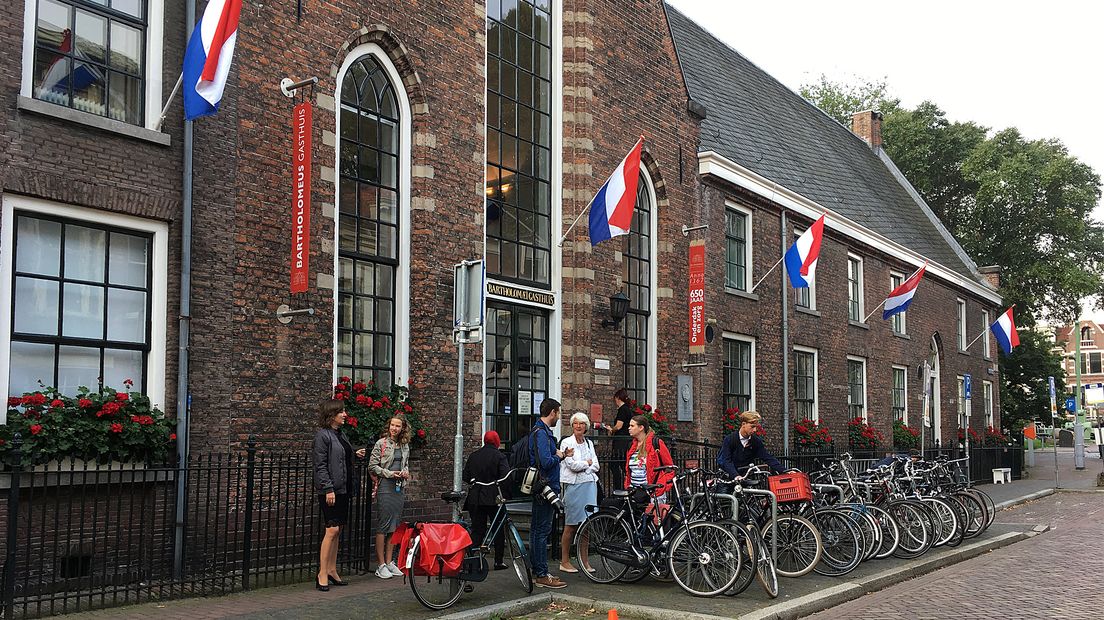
[806,492,1104,619]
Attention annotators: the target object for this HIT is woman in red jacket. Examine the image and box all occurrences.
[623,415,675,499]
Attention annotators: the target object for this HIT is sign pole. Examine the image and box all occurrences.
[452,266,467,522]
[963,373,971,486]
[1049,376,1059,488]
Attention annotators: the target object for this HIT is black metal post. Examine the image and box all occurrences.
[3,433,23,619]
[242,436,256,590]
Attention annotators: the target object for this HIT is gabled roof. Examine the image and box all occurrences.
[666,5,984,284]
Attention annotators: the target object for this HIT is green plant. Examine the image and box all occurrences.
[2,383,175,465]
[892,419,920,450]
[794,418,834,451]
[332,377,427,448]
[982,426,1008,447]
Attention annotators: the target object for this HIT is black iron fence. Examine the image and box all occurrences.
[1,437,372,619]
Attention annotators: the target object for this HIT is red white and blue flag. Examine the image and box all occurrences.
[784,215,825,288]
[40,29,104,97]
[882,262,927,319]
[990,307,1020,355]
[183,0,242,120]
[588,137,644,245]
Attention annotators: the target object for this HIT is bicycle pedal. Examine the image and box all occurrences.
[463,584,474,593]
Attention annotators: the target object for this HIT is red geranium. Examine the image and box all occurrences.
[352,382,367,393]
[7,397,21,407]
[111,423,124,434]
[417,429,426,439]
[355,394,370,405]
[347,416,359,428]
[403,403,412,413]
[50,399,64,409]
[30,424,43,435]
[169,433,177,441]
[78,398,93,408]
[123,378,134,388]
[22,393,47,406]
[116,393,129,402]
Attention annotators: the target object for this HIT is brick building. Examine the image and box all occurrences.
[1052,316,1104,421]
[1,0,1002,503]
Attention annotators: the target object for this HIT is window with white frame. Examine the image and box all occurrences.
[889,272,906,334]
[623,171,656,406]
[25,1,164,128]
[794,230,815,310]
[724,205,751,291]
[982,380,993,428]
[847,356,866,421]
[793,346,817,422]
[982,310,990,357]
[957,298,967,350]
[1,196,168,416]
[957,375,967,430]
[892,365,907,424]
[723,335,754,414]
[847,254,864,322]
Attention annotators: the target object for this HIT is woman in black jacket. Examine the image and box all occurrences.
[312,400,366,591]
[462,431,510,570]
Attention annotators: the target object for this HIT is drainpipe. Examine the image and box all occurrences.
[173,0,196,579]
[780,211,790,457]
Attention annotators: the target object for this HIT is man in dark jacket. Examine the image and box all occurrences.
[718,411,784,476]
[462,431,510,569]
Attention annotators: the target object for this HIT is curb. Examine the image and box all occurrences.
[433,593,550,620]
[553,593,735,620]
[994,488,1055,512]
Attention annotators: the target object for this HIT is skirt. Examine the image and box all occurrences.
[319,493,350,528]
[562,480,598,526]
[375,479,405,534]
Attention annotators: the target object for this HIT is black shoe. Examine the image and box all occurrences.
[328,575,349,586]
[494,562,508,570]
[315,581,330,592]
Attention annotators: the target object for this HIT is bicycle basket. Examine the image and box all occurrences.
[767,471,814,504]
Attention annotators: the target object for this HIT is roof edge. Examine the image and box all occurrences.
[698,149,1003,305]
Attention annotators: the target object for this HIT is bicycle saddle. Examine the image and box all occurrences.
[441,491,463,503]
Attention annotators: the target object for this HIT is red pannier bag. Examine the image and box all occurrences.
[410,523,472,577]
[391,523,417,575]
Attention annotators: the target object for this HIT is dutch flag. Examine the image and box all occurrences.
[784,215,825,288]
[588,137,644,246]
[990,307,1020,355]
[183,0,242,121]
[882,262,927,320]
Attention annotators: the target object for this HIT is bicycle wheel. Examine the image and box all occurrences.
[840,505,879,560]
[749,522,778,598]
[966,488,996,530]
[939,495,968,548]
[812,509,863,577]
[954,491,986,539]
[922,497,958,547]
[866,505,900,559]
[761,514,822,578]
[723,521,757,597]
[888,500,931,559]
[408,536,465,610]
[575,511,633,584]
[506,523,533,594]
[667,521,742,597]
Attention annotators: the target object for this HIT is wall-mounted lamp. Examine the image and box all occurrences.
[602,292,630,328]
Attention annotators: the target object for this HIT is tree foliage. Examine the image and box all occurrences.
[801,76,1104,427]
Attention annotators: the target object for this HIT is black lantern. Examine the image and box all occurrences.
[602,291,630,328]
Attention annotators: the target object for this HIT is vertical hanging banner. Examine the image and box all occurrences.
[688,240,706,353]
[290,101,312,293]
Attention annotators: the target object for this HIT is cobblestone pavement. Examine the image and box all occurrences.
[806,492,1104,619]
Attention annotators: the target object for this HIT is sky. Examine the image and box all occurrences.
[667,0,1104,219]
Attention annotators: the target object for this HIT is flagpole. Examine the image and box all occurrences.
[862,299,887,324]
[156,72,184,132]
[558,135,645,247]
[749,254,786,294]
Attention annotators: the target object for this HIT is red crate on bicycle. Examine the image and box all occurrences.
[767,471,813,503]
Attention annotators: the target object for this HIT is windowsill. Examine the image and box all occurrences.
[17,96,172,147]
[795,306,820,317]
[958,349,970,356]
[724,287,758,301]
[849,320,869,330]
[893,332,911,340]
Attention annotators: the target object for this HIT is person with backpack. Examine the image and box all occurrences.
[529,398,571,589]
[558,412,599,574]
[623,414,675,500]
[462,431,510,570]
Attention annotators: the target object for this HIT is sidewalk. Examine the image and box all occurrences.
[62,452,1101,620]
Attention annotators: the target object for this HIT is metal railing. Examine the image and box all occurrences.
[1,436,372,619]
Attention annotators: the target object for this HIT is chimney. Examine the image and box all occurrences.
[851,110,883,149]
[977,265,1001,290]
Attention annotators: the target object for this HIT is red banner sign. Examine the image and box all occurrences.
[291,101,312,293]
[688,240,705,353]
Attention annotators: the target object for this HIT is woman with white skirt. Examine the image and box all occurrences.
[559,412,600,573]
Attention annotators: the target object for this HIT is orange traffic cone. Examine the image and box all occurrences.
[608,609,619,620]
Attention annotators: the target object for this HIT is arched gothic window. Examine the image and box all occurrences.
[623,171,657,405]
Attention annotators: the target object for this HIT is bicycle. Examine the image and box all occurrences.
[406,471,532,610]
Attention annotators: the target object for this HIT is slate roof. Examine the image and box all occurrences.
[665,4,983,283]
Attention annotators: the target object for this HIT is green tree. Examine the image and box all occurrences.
[798,74,899,125]
[998,330,1066,432]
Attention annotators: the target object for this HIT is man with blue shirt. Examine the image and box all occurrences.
[530,398,571,588]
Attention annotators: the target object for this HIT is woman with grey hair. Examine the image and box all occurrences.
[558,411,600,573]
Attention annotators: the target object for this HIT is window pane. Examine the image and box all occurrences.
[108,22,142,73]
[8,341,55,395]
[62,282,105,338]
[110,0,144,19]
[107,288,146,342]
[57,345,100,394]
[65,225,106,282]
[108,231,148,287]
[14,277,59,335]
[16,216,62,276]
[36,0,70,56]
[34,52,69,103]
[103,348,142,391]
[107,70,142,124]
[75,9,107,65]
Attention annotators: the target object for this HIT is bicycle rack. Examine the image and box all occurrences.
[742,488,778,562]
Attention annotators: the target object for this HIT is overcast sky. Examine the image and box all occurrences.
[667,0,1104,219]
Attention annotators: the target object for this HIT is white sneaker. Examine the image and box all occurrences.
[374,565,393,579]
[386,562,403,577]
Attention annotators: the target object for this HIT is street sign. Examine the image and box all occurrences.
[1048,376,1056,399]
[453,260,484,343]
[1065,396,1077,413]
[963,373,972,400]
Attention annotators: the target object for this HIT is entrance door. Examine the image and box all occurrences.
[930,337,942,445]
[485,303,550,445]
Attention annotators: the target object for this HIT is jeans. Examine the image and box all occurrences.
[469,505,504,564]
[529,497,555,577]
